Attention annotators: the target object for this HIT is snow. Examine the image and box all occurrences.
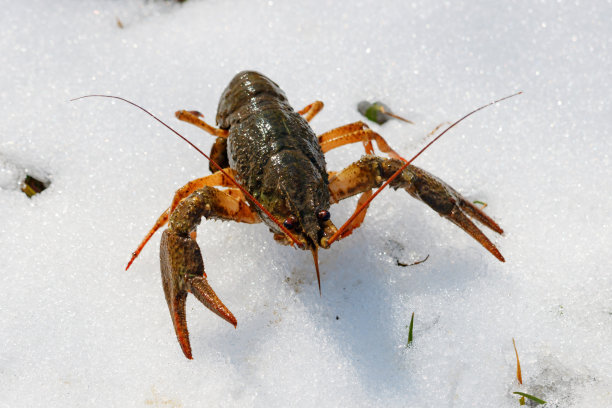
[1,0,610,406]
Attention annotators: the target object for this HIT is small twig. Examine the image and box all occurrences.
[397,254,430,267]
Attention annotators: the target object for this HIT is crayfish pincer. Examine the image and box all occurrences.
[76,71,517,359]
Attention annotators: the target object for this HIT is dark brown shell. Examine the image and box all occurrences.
[217,71,330,246]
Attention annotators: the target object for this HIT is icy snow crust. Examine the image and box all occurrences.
[1,0,611,406]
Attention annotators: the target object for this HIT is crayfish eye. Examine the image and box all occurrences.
[317,210,330,221]
[283,215,298,230]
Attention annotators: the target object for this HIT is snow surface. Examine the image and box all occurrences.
[1,0,611,407]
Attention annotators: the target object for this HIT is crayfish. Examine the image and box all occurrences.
[75,71,517,359]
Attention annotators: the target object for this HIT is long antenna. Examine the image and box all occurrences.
[71,94,304,248]
[327,91,522,246]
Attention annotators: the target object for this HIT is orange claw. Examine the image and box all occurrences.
[160,229,236,359]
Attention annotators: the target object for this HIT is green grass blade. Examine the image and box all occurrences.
[513,392,547,405]
[406,312,414,347]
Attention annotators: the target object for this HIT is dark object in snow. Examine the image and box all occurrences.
[357,101,414,125]
[396,254,430,267]
[21,175,49,197]
[0,153,50,197]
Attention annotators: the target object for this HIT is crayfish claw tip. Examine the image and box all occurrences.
[188,276,238,327]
